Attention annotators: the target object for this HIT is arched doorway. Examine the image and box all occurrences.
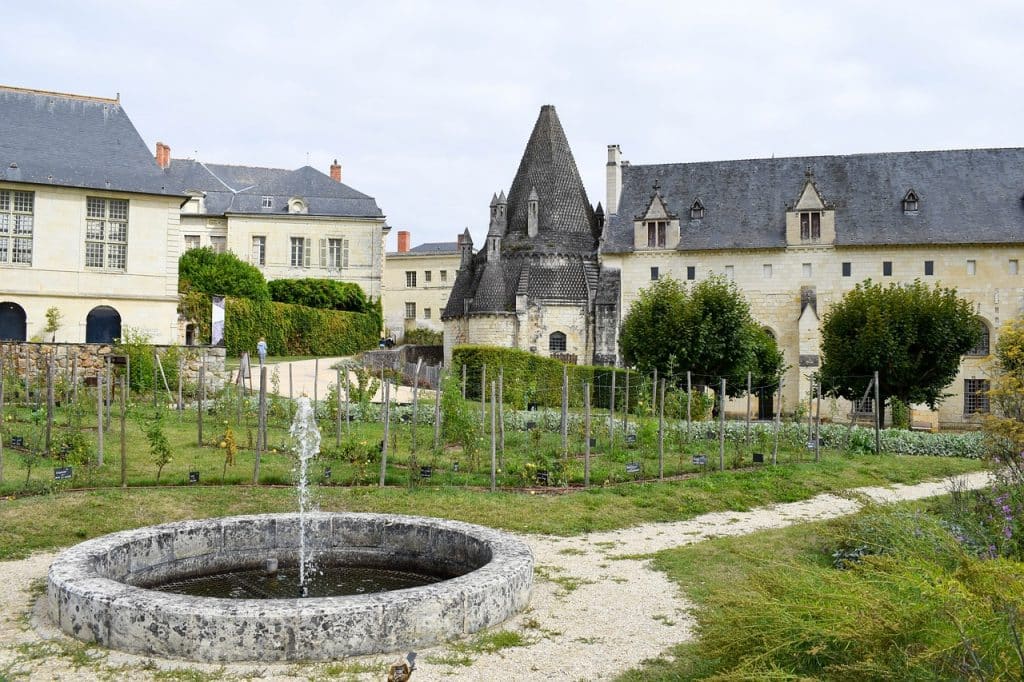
[86,306,121,343]
[0,302,27,341]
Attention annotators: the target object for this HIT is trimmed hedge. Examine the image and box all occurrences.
[268,278,368,312]
[452,345,639,410]
[225,298,379,357]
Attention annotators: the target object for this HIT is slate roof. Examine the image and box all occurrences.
[603,148,1024,252]
[389,241,458,256]
[444,105,602,319]
[165,159,383,218]
[0,85,179,196]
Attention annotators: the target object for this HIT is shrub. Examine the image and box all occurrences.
[224,298,380,357]
[268,278,369,312]
[178,247,269,301]
[402,327,443,346]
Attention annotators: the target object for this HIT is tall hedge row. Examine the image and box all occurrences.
[225,298,379,357]
[452,345,645,410]
[268,278,368,312]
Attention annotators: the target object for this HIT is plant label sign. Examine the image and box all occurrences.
[806,440,817,450]
[11,436,24,447]
[752,452,765,464]
[588,437,597,447]
[692,455,708,466]
[323,467,332,481]
[625,462,641,474]
[535,470,550,485]
[625,434,637,446]
[420,466,432,479]
[452,462,459,473]
[53,466,72,481]
[526,421,537,430]
[188,471,200,484]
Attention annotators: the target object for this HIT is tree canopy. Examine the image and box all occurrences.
[819,279,981,410]
[268,278,368,313]
[178,247,270,301]
[619,275,783,396]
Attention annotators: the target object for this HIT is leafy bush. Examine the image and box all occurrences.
[224,298,380,357]
[402,327,443,346]
[178,247,269,301]
[268,278,369,312]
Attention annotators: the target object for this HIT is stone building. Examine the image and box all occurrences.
[162,150,388,302]
[383,230,461,337]
[443,106,618,365]
[0,85,185,344]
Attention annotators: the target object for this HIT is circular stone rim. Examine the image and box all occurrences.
[47,512,534,662]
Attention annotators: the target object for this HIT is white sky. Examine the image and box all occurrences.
[4,1,1022,249]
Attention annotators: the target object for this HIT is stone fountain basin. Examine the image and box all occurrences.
[47,512,534,662]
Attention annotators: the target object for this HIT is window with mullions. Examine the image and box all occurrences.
[800,211,821,240]
[85,197,128,270]
[964,378,990,415]
[0,189,34,265]
[967,321,990,356]
[646,220,666,248]
[328,238,348,268]
[549,331,567,352]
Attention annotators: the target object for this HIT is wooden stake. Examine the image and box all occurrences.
[815,381,822,463]
[686,370,692,442]
[480,364,486,428]
[773,376,783,465]
[498,366,505,458]
[623,369,630,431]
[380,380,390,487]
[97,373,104,466]
[490,380,496,493]
[745,371,751,447]
[119,373,127,487]
[313,358,319,415]
[412,359,422,453]
[0,356,5,483]
[197,363,205,446]
[719,378,726,471]
[608,370,616,443]
[461,364,466,399]
[344,366,351,435]
[874,370,881,454]
[658,378,665,479]
[45,353,54,455]
[584,382,591,488]
[336,368,343,448]
[561,364,568,459]
[254,366,267,483]
[433,367,442,451]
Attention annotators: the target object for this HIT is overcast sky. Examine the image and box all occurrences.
[5,1,1022,249]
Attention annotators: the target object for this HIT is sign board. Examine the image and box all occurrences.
[188,471,200,484]
[108,355,127,366]
[211,295,226,347]
[54,466,72,481]
[625,462,641,474]
[10,436,24,447]
[588,437,597,447]
[420,466,432,479]
[692,455,708,466]
[806,440,817,450]
[535,470,550,485]
[625,434,637,446]
[752,452,765,464]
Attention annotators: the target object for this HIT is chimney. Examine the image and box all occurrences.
[329,159,342,182]
[606,144,622,215]
[155,142,171,170]
[397,230,410,253]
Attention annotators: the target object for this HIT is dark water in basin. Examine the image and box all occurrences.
[152,564,444,599]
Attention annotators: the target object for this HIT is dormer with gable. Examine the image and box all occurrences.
[633,184,680,249]
[785,170,835,246]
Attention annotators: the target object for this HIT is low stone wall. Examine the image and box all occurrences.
[0,342,226,390]
[48,512,534,662]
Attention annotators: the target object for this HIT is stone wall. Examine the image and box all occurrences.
[0,342,226,390]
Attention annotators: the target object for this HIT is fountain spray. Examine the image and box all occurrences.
[289,396,321,595]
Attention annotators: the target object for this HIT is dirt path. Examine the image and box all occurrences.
[0,471,991,681]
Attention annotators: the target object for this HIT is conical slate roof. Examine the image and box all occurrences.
[505,105,598,251]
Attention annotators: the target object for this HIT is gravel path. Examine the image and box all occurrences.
[0,471,991,681]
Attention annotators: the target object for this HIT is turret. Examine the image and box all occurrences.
[458,228,474,269]
[527,186,539,238]
[595,202,605,230]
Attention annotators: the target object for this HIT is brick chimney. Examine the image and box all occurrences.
[329,158,341,182]
[155,142,171,169]
[397,230,410,253]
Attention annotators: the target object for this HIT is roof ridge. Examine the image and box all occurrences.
[629,146,1024,169]
[0,84,119,105]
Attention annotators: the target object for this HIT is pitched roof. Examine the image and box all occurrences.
[503,105,599,252]
[392,241,459,255]
[166,159,383,218]
[604,148,1024,252]
[0,85,179,196]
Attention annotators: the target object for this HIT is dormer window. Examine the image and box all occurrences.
[261,196,273,209]
[902,190,919,213]
[800,212,821,240]
[646,220,667,248]
[287,197,307,214]
[690,199,705,220]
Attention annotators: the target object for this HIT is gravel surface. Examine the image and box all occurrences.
[0,471,991,681]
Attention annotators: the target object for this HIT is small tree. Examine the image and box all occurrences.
[819,279,980,422]
[440,370,478,466]
[620,275,783,397]
[178,247,270,301]
[44,306,63,342]
[145,414,172,482]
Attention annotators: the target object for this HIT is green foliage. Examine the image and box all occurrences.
[451,345,631,410]
[268,278,369,312]
[44,306,62,341]
[224,298,380,357]
[619,275,783,397]
[178,247,269,301]
[145,414,172,482]
[402,327,443,346]
[113,328,185,393]
[440,370,478,460]
[819,279,981,411]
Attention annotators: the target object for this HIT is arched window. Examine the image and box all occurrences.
[549,331,566,353]
[967,320,990,357]
[0,301,27,341]
[86,305,121,344]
